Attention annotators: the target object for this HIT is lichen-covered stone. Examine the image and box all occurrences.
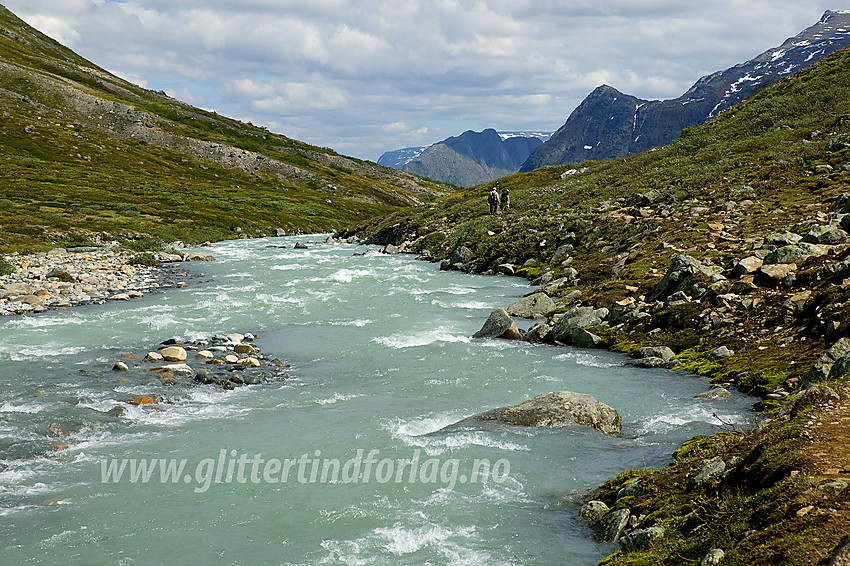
[451,391,621,435]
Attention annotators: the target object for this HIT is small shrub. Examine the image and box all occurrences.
[128,252,161,267]
[0,256,15,276]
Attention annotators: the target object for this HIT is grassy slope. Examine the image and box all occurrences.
[354,46,850,564]
[0,5,450,252]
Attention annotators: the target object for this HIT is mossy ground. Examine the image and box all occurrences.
[593,381,850,566]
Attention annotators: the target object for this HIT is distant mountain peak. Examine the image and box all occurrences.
[379,129,550,185]
[521,11,850,172]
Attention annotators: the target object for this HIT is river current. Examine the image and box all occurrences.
[0,236,753,565]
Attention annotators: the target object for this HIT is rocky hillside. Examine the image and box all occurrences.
[381,129,546,188]
[349,44,850,564]
[520,10,850,172]
[0,4,449,253]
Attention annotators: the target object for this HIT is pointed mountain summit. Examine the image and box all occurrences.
[521,10,850,172]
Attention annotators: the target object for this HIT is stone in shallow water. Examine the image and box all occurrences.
[448,391,621,436]
[160,346,187,362]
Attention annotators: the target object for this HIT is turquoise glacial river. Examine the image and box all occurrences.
[0,236,753,565]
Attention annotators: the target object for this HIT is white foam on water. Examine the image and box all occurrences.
[0,480,54,497]
[410,285,477,296]
[270,263,309,271]
[375,523,476,555]
[315,392,366,406]
[329,268,377,283]
[388,415,531,456]
[373,327,471,349]
[637,404,747,436]
[6,345,88,361]
[553,351,622,368]
[139,313,184,332]
[390,413,466,437]
[320,522,493,565]
[431,299,493,310]
[327,319,373,327]
[0,401,47,414]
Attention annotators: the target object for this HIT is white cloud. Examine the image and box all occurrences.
[2,1,843,160]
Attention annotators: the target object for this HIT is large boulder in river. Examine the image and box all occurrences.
[648,254,722,302]
[472,309,521,340]
[548,306,609,344]
[451,391,622,435]
[506,292,556,319]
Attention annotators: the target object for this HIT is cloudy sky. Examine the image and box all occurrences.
[3,1,845,161]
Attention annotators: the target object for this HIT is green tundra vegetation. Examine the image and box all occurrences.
[353,45,850,564]
[0,5,449,253]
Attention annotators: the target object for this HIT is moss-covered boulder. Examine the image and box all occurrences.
[450,391,622,435]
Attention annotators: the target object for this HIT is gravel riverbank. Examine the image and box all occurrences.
[0,247,213,315]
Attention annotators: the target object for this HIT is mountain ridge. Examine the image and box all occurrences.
[0,3,449,252]
[520,9,850,172]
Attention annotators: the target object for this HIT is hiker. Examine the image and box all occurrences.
[501,188,510,211]
[488,185,501,215]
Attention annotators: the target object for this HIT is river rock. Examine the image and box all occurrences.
[617,478,644,499]
[548,306,609,344]
[570,327,601,349]
[184,253,215,261]
[1,282,32,298]
[506,293,556,319]
[695,388,733,399]
[234,343,255,355]
[811,338,850,379]
[161,363,194,377]
[599,508,630,542]
[779,385,840,418]
[472,309,521,340]
[700,549,725,566]
[710,346,734,360]
[636,346,675,362]
[46,267,76,282]
[579,500,610,525]
[160,346,187,362]
[145,352,164,363]
[195,350,214,360]
[648,254,722,302]
[452,391,621,435]
[694,457,726,484]
[522,321,552,343]
[619,526,665,551]
[496,264,515,276]
[294,242,308,249]
[224,333,243,344]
